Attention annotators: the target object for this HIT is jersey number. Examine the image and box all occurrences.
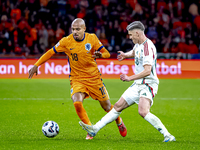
[71,53,78,61]
[99,86,106,96]
[135,57,139,65]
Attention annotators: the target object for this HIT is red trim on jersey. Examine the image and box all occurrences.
[146,83,155,98]
[142,79,145,84]
[142,79,154,98]
[144,42,149,56]
[151,48,154,59]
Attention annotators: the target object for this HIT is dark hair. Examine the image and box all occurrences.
[126,21,145,31]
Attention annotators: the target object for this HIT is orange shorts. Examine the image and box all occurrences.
[70,78,110,101]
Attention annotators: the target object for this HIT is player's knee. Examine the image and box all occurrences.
[72,92,85,103]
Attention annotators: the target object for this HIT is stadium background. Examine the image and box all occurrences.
[0,0,200,59]
[0,1,200,149]
[0,0,200,79]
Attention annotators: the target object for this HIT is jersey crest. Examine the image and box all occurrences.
[55,42,60,48]
[85,43,91,51]
[71,88,73,94]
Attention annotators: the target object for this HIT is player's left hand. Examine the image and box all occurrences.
[120,74,130,82]
[92,51,102,58]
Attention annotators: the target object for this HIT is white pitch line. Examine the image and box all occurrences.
[0,98,66,100]
[102,98,200,100]
[158,98,200,100]
[0,98,199,100]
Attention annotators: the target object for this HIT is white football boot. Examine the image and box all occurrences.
[79,121,98,137]
[163,134,176,142]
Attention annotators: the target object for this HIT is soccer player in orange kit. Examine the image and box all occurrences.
[28,18,127,140]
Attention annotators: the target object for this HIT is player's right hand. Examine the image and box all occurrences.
[28,65,38,79]
[120,74,130,82]
[117,51,126,61]
[92,51,102,58]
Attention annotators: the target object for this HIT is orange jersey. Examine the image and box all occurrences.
[52,32,110,80]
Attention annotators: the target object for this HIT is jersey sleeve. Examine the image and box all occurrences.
[100,47,110,58]
[92,34,110,58]
[53,37,68,53]
[34,49,55,66]
[92,34,104,51]
[143,42,153,66]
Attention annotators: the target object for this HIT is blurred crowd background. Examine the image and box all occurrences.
[0,0,200,59]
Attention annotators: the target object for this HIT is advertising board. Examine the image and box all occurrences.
[0,59,199,79]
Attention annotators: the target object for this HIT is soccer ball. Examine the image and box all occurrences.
[42,121,59,138]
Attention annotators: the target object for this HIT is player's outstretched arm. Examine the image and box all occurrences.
[117,50,135,61]
[28,49,55,79]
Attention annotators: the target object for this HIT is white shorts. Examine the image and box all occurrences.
[122,82,158,106]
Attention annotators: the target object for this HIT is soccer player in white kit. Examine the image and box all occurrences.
[79,21,176,142]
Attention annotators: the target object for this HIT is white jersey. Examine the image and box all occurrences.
[133,38,159,85]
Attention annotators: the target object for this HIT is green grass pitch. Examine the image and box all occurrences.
[0,79,200,150]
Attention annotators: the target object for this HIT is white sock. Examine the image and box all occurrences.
[94,108,121,132]
[144,112,170,137]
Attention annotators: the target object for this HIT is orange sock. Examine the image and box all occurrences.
[106,105,121,125]
[73,101,91,125]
